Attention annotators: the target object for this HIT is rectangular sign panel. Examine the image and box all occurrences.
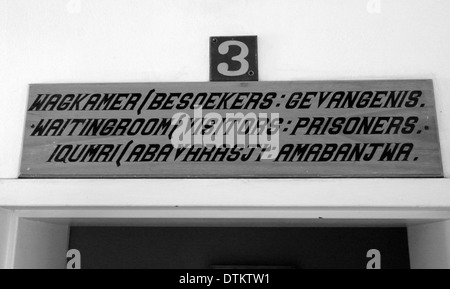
[20,80,443,178]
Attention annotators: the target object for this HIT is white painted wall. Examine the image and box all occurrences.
[0,0,450,178]
[13,219,69,269]
[1,207,69,269]
[408,221,450,269]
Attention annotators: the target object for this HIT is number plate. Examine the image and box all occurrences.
[210,36,259,82]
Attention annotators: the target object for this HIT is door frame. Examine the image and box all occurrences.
[1,179,450,269]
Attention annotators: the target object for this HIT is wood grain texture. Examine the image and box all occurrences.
[20,80,443,178]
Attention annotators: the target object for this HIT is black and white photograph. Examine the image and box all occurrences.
[0,0,449,274]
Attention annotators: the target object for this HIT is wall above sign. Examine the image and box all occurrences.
[20,80,443,178]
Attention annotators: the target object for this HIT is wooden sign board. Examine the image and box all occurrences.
[20,80,443,178]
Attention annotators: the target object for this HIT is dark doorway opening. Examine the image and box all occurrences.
[69,227,410,269]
